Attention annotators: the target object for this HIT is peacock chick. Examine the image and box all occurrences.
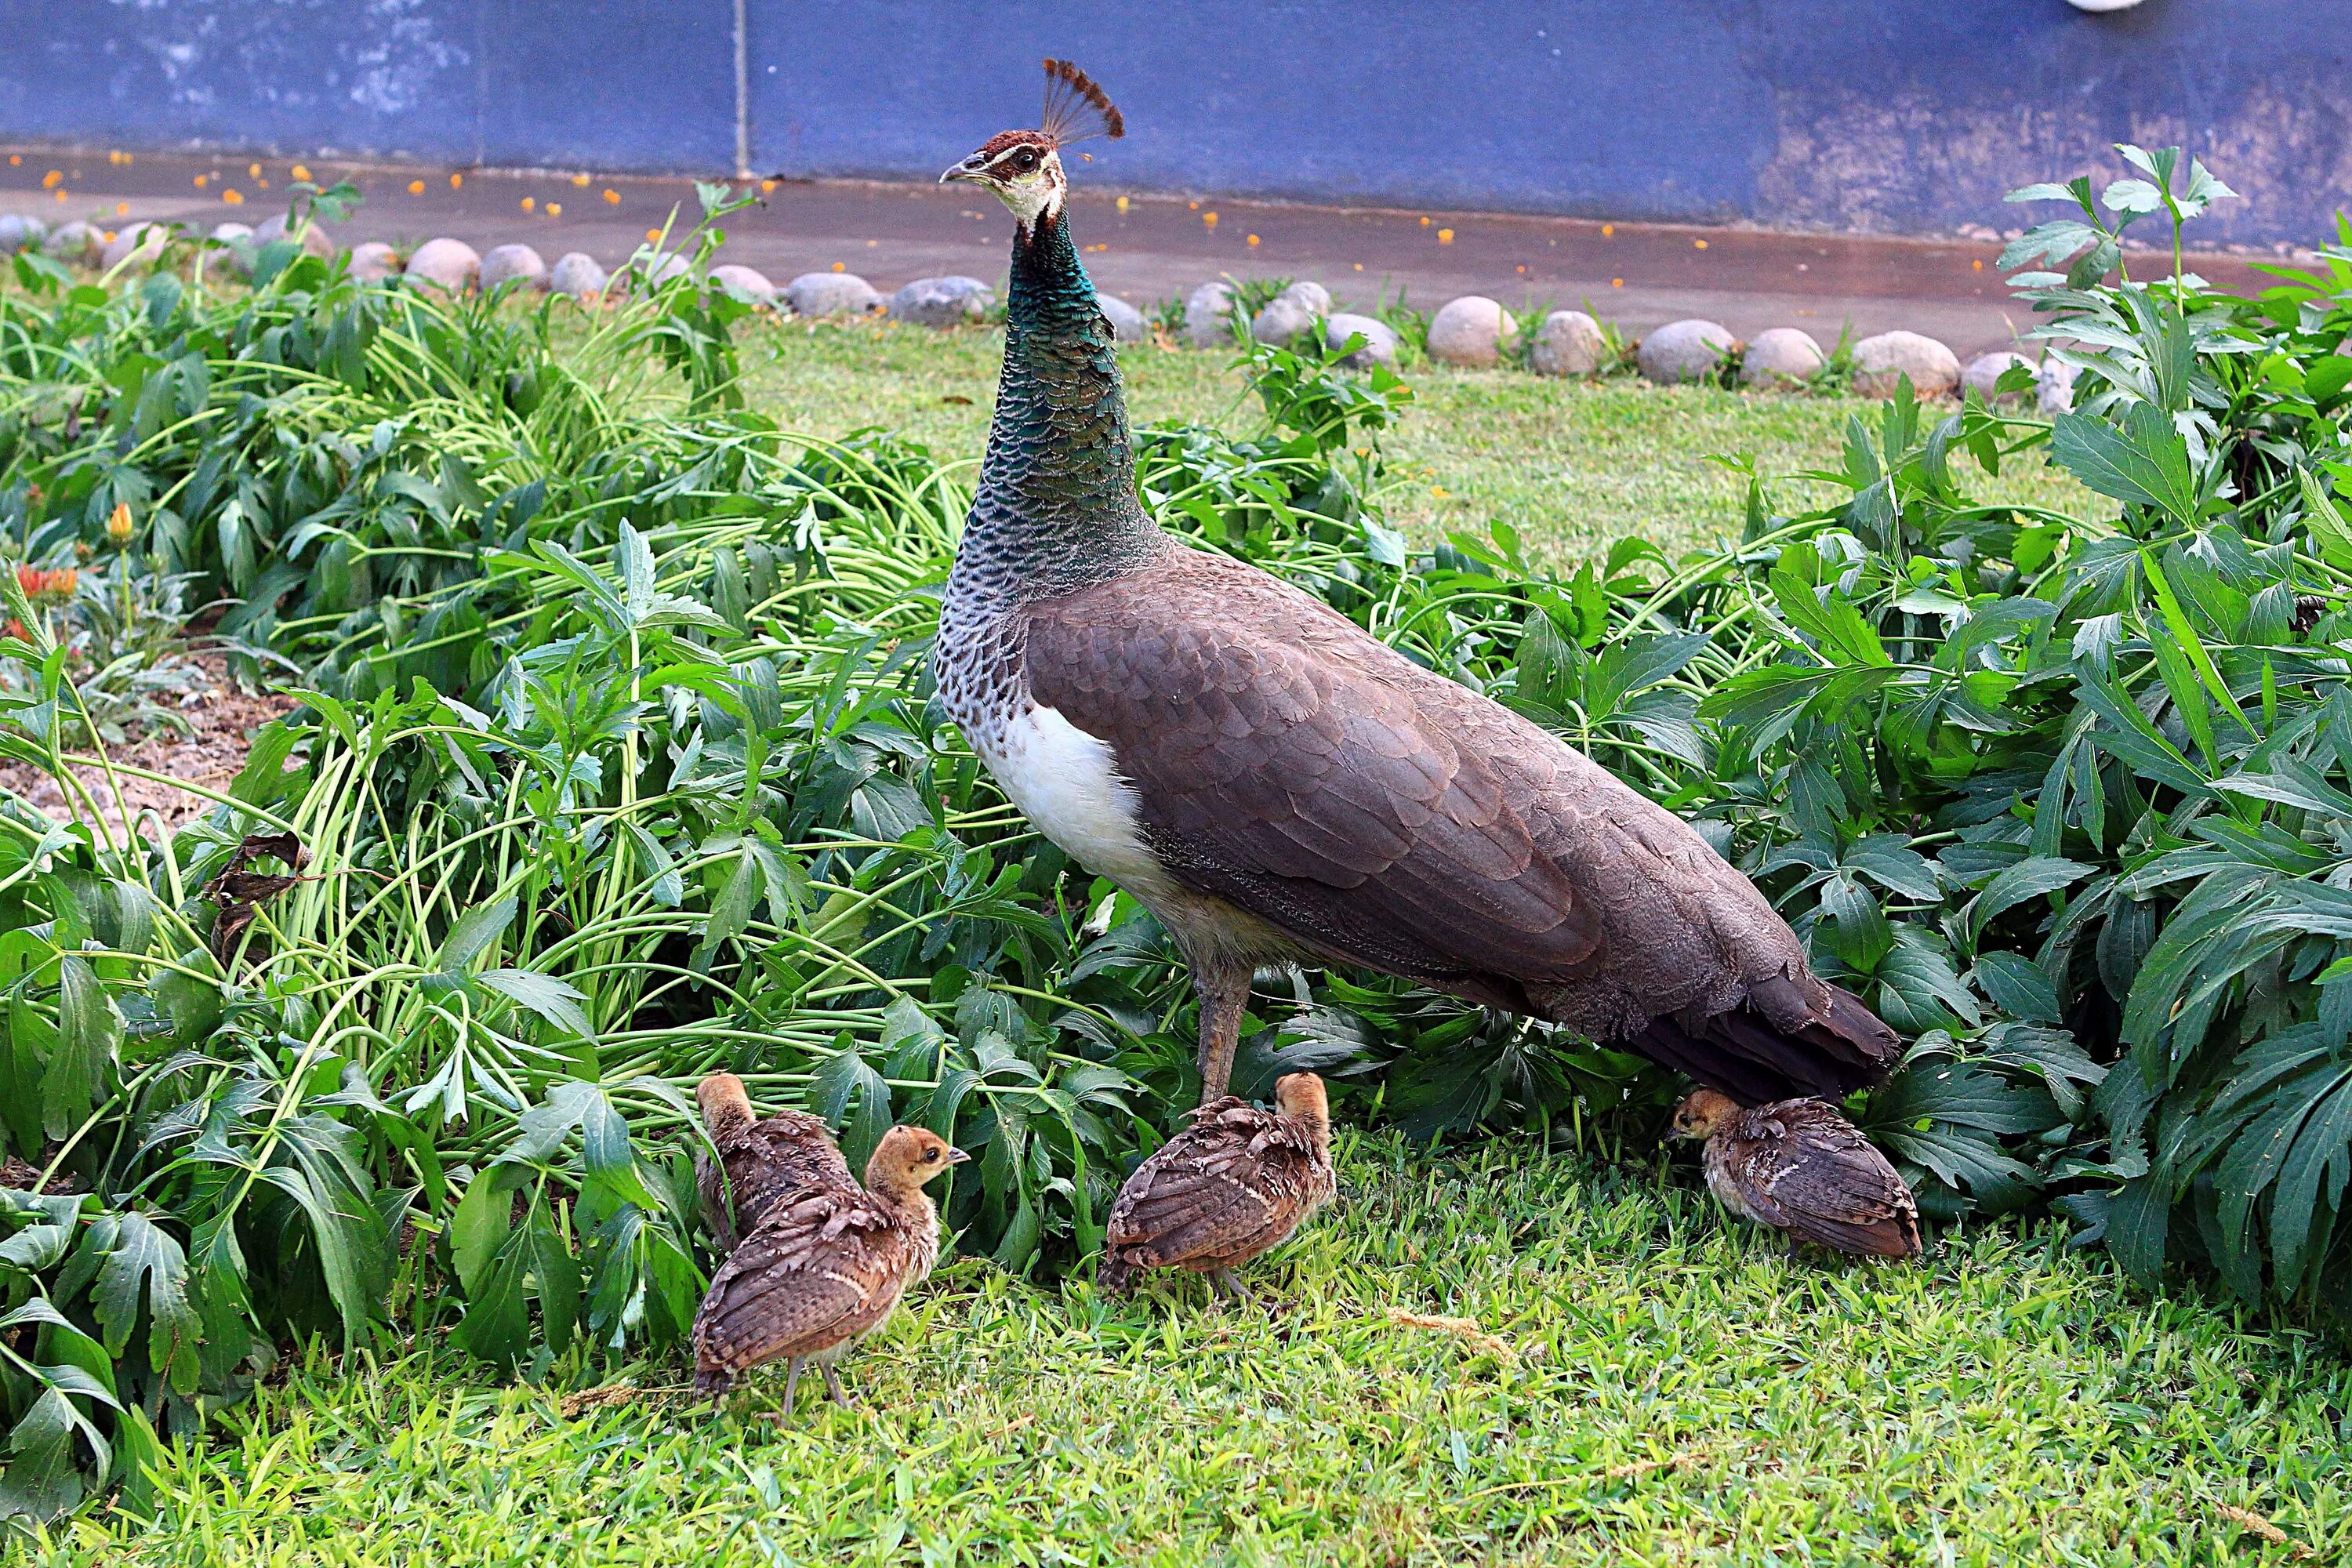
[1098,1072,1337,1301]
[692,1124,967,1411]
[1671,1089,1922,1258]
[693,1072,852,1255]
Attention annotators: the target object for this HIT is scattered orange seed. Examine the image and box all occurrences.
[248,162,260,178]
[1611,278,1624,287]
[449,172,463,188]
[829,261,844,272]
[760,179,776,193]
[114,202,128,216]
[222,189,243,205]
[604,189,621,205]
[53,190,64,202]
[1116,194,1129,212]
[1437,227,1454,245]
[1203,212,1218,229]
[43,170,62,188]
[408,180,425,194]
[571,172,590,186]
[1694,238,1708,249]
[1353,262,1363,270]
[256,178,267,188]
[8,155,20,165]
[644,228,662,242]
[1973,258,1984,271]
[1246,234,1261,246]
[1188,200,1199,209]
[521,197,535,211]
[101,230,115,243]
[192,173,206,187]
[1516,264,1526,273]
[292,163,311,181]
[545,201,561,217]
[1602,223,1614,237]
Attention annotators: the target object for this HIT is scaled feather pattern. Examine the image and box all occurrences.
[1098,1091,1335,1293]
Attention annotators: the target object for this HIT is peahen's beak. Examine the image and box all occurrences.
[940,154,989,186]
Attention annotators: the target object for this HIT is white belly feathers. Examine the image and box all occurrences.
[980,703,1184,904]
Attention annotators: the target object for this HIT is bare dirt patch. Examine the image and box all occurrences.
[0,653,298,839]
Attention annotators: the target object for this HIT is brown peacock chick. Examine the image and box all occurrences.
[691,1124,967,1410]
[1098,1072,1338,1300]
[1671,1089,1922,1258]
[693,1072,852,1255]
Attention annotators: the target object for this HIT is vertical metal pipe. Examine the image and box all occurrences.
[732,0,752,178]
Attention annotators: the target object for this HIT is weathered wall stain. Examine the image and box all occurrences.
[2,1,2343,245]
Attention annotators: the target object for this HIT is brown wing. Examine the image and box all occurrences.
[1098,1100,1333,1290]
[1027,549,1895,1102]
[691,1186,910,1390]
[698,1110,852,1256]
[1722,1099,1921,1258]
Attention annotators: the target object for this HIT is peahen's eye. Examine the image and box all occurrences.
[1011,150,1038,172]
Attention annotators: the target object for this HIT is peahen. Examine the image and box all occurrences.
[935,60,1902,1111]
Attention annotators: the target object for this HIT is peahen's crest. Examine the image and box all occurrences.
[1040,59,1123,147]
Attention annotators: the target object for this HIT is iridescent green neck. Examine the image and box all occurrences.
[953,206,1163,612]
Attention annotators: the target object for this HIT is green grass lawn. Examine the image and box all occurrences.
[31,312,2321,1566]
[49,1134,2343,1566]
[734,319,2091,564]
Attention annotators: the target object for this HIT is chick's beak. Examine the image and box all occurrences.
[940,154,989,187]
[946,1146,971,1164]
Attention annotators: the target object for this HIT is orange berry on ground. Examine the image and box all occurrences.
[1611,278,1624,287]
[1246,234,1259,247]
[292,163,311,181]
[222,189,243,205]
[42,170,61,188]
[249,162,260,178]
[192,173,205,187]
[114,201,128,216]
[545,201,561,217]
[1437,228,1454,245]
[449,173,463,188]
[572,172,590,186]
[408,180,425,195]
[604,189,621,205]
[644,229,662,243]
[1602,223,1614,237]
[1694,238,1708,249]
[521,197,535,211]
[830,261,844,272]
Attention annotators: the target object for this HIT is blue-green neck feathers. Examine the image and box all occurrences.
[949,208,1164,615]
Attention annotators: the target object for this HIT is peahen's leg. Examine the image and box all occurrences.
[822,1363,851,1406]
[780,1358,804,1421]
[1191,955,1253,1105]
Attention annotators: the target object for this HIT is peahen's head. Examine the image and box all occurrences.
[942,58,1123,233]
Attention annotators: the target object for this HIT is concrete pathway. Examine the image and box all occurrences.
[4,147,2265,360]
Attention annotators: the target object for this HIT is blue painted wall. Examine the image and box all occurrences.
[5,1,2347,244]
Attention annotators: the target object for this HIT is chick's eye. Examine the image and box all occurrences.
[922,1148,939,1162]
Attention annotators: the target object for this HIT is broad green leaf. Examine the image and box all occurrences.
[88,1212,201,1396]
[43,956,117,1139]
[480,968,595,1040]
[437,895,518,973]
[2051,403,2198,528]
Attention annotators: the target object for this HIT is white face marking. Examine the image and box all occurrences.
[982,146,1065,229]
[979,704,1177,901]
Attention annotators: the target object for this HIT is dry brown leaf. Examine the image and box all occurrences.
[1606,1453,1698,1482]
[1383,1306,1515,1362]
[2212,1504,2309,1558]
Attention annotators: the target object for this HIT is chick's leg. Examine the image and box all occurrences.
[1191,955,1252,1106]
